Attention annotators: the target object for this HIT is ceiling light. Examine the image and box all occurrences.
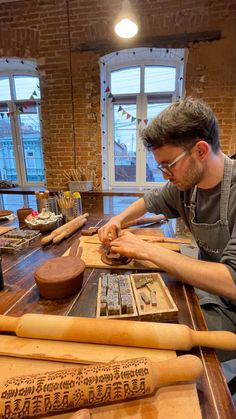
[114,0,139,39]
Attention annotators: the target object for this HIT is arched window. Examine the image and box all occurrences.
[0,58,44,186]
[101,48,186,190]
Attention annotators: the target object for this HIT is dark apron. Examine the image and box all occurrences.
[189,155,235,361]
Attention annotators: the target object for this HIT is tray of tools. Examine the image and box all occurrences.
[0,229,41,254]
[96,272,178,322]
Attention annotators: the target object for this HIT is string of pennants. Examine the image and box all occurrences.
[0,90,39,119]
[105,86,150,126]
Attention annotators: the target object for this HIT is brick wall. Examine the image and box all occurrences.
[0,0,235,188]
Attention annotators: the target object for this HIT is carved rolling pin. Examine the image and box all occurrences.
[41,213,89,245]
[0,355,203,419]
[0,314,235,351]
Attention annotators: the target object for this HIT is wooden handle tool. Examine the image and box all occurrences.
[0,314,235,351]
[121,215,167,228]
[41,213,89,245]
[0,355,203,418]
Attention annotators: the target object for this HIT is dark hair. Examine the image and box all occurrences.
[142,97,220,152]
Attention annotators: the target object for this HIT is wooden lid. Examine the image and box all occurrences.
[34,256,85,299]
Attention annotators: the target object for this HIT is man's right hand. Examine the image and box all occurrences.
[98,218,122,243]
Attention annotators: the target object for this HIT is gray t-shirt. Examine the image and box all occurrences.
[144,160,236,287]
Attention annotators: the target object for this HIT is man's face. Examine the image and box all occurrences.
[153,145,204,191]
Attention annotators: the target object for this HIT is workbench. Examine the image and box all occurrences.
[0,195,235,418]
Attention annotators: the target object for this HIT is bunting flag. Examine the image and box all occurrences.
[105,86,150,126]
[0,96,39,118]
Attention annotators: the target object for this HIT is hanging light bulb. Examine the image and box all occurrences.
[114,0,139,39]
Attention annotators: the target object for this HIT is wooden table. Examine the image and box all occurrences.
[0,196,235,418]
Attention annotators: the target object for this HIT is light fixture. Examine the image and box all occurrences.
[114,0,139,39]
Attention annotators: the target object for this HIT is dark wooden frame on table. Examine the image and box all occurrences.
[0,195,235,419]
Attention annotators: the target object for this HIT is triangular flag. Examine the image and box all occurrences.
[122,110,126,117]
[118,106,122,112]
[131,116,136,122]
[107,93,113,99]
[18,106,24,113]
[105,86,110,93]
[29,95,34,100]
[126,113,131,119]
[144,119,148,125]
[110,97,115,103]
[32,90,37,96]
[0,113,4,118]
[137,118,142,124]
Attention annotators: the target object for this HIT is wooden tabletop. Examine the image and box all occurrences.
[0,197,235,418]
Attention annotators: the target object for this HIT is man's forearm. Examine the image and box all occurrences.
[147,246,236,301]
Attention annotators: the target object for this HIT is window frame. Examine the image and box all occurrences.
[0,65,44,186]
[101,49,186,190]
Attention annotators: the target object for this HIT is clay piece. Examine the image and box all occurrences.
[101,251,131,266]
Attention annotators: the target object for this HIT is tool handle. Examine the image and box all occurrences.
[0,315,18,333]
[122,215,167,228]
[192,330,236,350]
[153,354,203,386]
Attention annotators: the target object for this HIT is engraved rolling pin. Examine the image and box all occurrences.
[0,314,235,351]
[0,355,203,419]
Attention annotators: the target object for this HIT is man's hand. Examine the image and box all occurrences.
[70,409,91,419]
[98,218,122,243]
[110,231,153,260]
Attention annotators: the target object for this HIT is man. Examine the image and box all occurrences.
[98,97,236,363]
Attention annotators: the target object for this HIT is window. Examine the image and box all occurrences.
[101,48,186,190]
[0,59,45,185]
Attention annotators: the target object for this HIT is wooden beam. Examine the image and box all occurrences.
[73,31,221,55]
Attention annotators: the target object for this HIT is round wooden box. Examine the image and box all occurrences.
[34,256,85,299]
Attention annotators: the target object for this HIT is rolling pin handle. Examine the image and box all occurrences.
[0,315,18,333]
[153,354,203,387]
[191,330,236,351]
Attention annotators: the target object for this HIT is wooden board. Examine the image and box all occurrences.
[0,335,176,364]
[0,226,15,236]
[75,236,180,271]
[0,348,202,419]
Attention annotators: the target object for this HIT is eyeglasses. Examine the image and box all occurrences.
[157,150,187,176]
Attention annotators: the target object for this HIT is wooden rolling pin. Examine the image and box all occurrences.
[41,213,89,245]
[0,314,235,351]
[0,355,203,418]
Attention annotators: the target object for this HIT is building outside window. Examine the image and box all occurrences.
[0,59,45,186]
[101,48,186,190]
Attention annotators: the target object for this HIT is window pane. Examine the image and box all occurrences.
[145,66,176,93]
[0,77,11,100]
[146,101,171,182]
[14,76,40,100]
[0,105,18,181]
[113,104,136,182]
[111,67,140,94]
[18,103,45,182]
[2,194,24,213]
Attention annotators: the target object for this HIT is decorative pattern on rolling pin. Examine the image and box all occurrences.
[0,358,152,419]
